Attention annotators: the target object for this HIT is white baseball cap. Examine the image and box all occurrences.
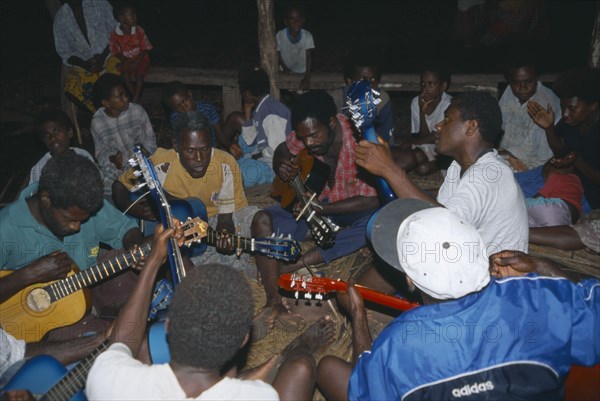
[368,199,490,300]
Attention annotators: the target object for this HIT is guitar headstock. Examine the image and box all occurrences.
[278,273,343,302]
[253,234,302,262]
[345,80,381,131]
[180,217,209,247]
[128,145,162,197]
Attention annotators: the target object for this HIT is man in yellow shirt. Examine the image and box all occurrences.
[113,111,256,271]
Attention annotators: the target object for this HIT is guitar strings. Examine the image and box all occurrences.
[122,190,152,215]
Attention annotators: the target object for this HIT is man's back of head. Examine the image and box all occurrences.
[167,264,254,371]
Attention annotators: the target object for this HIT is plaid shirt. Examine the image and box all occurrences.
[286,114,376,203]
[53,0,117,65]
[91,103,157,195]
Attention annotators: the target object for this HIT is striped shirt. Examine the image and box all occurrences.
[91,103,157,196]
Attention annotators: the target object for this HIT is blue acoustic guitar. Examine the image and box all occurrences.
[128,147,302,266]
[1,340,109,401]
[346,80,397,204]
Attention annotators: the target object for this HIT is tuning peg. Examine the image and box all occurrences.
[294,291,299,300]
[133,170,142,177]
[315,293,324,301]
[304,293,312,300]
[130,182,147,192]
[128,158,137,166]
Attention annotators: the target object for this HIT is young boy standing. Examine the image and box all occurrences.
[91,74,156,197]
[276,5,314,91]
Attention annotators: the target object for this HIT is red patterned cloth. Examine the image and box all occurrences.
[286,114,376,203]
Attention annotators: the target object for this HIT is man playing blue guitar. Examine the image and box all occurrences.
[113,111,264,273]
[254,91,379,323]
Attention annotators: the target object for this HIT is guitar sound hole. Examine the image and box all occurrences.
[27,288,52,312]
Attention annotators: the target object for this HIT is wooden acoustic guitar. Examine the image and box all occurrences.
[272,148,340,249]
[278,273,420,311]
[0,218,205,342]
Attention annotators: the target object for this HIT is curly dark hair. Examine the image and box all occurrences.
[35,109,73,139]
[114,2,135,19]
[167,264,253,370]
[171,110,214,144]
[503,47,538,78]
[238,69,270,97]
[290,90,337,128]
[420,59,451,87]
[92,74,124,109]
[38,152,103,213]
[454,91,503,146]
[553,66,600,105]
[342,49,383,82]
[160,80,189,111]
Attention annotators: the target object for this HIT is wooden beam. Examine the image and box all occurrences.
[257,0,280,99]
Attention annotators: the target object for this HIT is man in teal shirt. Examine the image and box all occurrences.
[0,153,143,339]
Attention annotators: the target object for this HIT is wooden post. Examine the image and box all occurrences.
[256,0,280,99]
[589,5,600,68]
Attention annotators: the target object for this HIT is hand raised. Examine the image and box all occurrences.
[355,136,395,177]
[527,100,555,129]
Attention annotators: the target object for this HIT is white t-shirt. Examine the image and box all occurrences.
[499,81,561,169]
[437,150,529,254]
[411,92,452,134]
[29,147,96,184]
[0,328,25,378]
[276,28,315,74]
[86,343,279,400]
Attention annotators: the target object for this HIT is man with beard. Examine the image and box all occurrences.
[251,91,379,321]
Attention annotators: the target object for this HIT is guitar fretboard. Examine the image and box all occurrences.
[204,228,255,252]
[40,340,110,401]
[44,243,151,303]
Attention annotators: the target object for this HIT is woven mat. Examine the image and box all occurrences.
[244,247,387,401]
[528,244,600,279]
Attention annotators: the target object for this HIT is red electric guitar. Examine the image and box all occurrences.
[278,273,420,311]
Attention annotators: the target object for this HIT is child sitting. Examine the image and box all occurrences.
[91,74,156,197]
[222,69,291,188]
[29,109,96,184]
[109,2,153,103]
[409,62,453,140]
[161,81,224,148]
[526,156,584,227]
[276,5,314,91]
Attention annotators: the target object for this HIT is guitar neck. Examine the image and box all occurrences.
[45,243,151,303]
[204,228,255,252]
[353,284,417,311]
[40,340,110,401]
[362,126,396,203]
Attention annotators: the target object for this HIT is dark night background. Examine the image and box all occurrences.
[1,1,598,77]
[0,1,598,201]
